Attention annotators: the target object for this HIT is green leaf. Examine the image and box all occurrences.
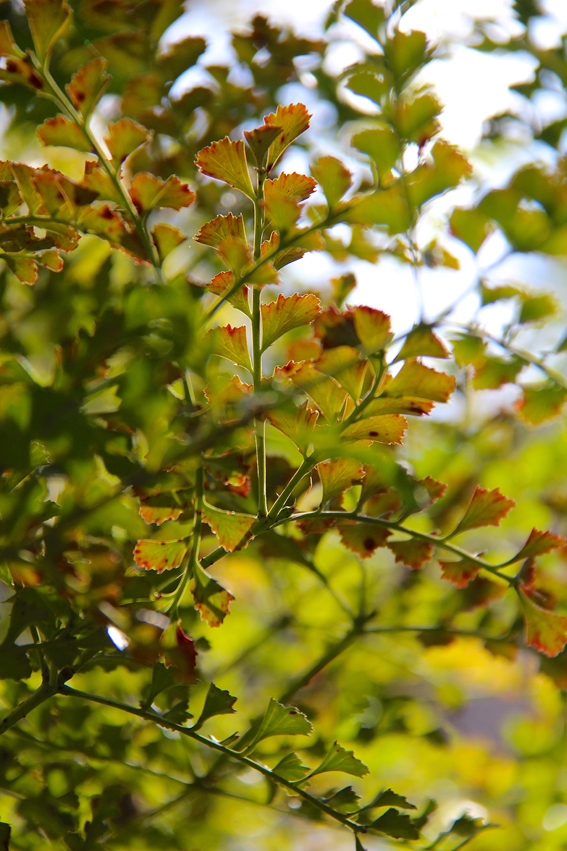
[195,137,255,200]
[407,141,472,208]
[191,563,235,628]
[66,59,109,118]
[346,186,410,234]
[0,20,24,58]
[133,539,188,572]
[273,752,310,782]
[37,115,94,152]
[519,293,557,324]
[152,223,185,262]
[141,661,177,709]
[352,305,393,353]
[323,786,361,813]
[247,699,313,751]
[202,502,255,552]
[307,742,368,778]
[344,0,386,41]
[105,118,150,168]
[388,539,434,569]
[261,293,321,350]
[267,402,319,456]
[386,29,428,81]
[370,789,417,810]
[395,324,449,361]
[317,457,364,504]
[311,155,352,210]
[130,172,195,212]
[371,808,421,839]
[352,126,400,181]
[450,207,493,253]
[0,645,32,680]
[472,356,524,390]
[384,360,456,403]
[452,486,515,535]
[24,0,72,65]
[194,682,237,730]
[206,324,252,372]
[517,383,567,425]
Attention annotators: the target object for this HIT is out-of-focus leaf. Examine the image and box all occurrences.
[191,563,234,628]
[130,172,195,212]
[519,590,567,657]
[342,414,408,445]
[66,59,109,118]
[311,155,352,209]
[513,528,566,562]
[317,457,364,504]
[24,0,72,64]
[395,324,449,361]
[105,118,150,167]
[37,115,94,152]
[388,539,434,569]
[338,522,391,558]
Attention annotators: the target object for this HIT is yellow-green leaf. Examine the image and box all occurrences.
[130,172,195,212]
[66,58,109,118]
[207,324,252,372]
[317,457,364,504]
[152,223,185,262]
[247,698,313,750]
[24,0,72,64]
[261,292,321,350]
[105,118,150,168]
[384,360,455,403]
[342,414,408,445]
[338,522,391,558]
[37,115,94,152]
[133,539,187,572]
[202,502,255,552]
[311,155,352,210]
[395,324,449,362]
[195,136,255,200]
[307,742,368,778]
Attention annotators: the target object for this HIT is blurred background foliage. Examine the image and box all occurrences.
[1,0,567,850]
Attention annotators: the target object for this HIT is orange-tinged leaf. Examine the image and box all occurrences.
[130,172,195,212]
[194,213,246,249]
[314,347,367,401]
[161,623,198,684]
[0,56,45,90]
[384,360,455,403]
[82,161,124,205]
[291,362,348,422]
[191,562,234,627]
[395,324,449,361]
[66,58,109,118]
[439,557,480,588]
[152,223,185,261]
[519,590,567,657]
[264,172,317,232]
[105,118,150,167]
[207,324,252,372]
[267,402,319,455]
[365,396,434,417]
[311,155,352,209]
[261,292,321,350]
[388,539,434,569]
[314,306,359,349]
[516,384,567,425]
[317,457,364,505]
[195,136,255,200]
[37,115,94,152]
[24,0,72,64]
[453,486,515,535]
[343,414,407,445]
[264,103,311,172]
[202,502,255,552]
[38,249,64,272]
[352,306,393,353]
[207,270,250,316]
[133,539,187,572]
[513,528,567,562]
[338,522,391,558]
[3,255,38,285]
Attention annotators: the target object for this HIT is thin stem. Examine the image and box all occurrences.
[58,685,362,834]
[268,455,315,519]
[0,681,56,737]
[252,286,267,517]
[342,355,386,428]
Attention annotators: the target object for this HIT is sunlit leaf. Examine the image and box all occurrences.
[247,698,313,750]
[343,414,407,445]
[395,324,449,361]
[273,752,310,782]
[315,347,367,400]
[519,589,567,657]
[66,58,109,118]
[133,539,187,572]
[244,124,283,166]
[452,486,515,535]
[317,457,364,504]
[516,384,567,425]
[513,528,566,562]
[105,118,150,167]
[0,21,24,58]
[37,115,94,152]
[194,213,247,249]
[207,270,251,316]
[311,155,352,209]
[352,306,393,353]
[152,223,185,261]
[207,324,252,372]
[202,502,255,552]
[264,103,311,172]
[130,172,195,212]
[352,125,399,180]
[307,742,368,778]
[267,402,319,455]
[344,0,385,41]
[195,137,255,200]
[439,557,480,588]
[384,360,455,403]
[261,293,321,350]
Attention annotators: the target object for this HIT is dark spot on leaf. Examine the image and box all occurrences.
[369,431,378,437]
[100,206,114,220]
[364,538,375,550]
[75,91,86,102]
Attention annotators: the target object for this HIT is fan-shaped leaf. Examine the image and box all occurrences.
[307,742,368,778]
[343,414,407,445]
[311,155,352,209]
[338,522,391,558]
[439,557,480,589]
[388,539,434,569]
[191,563,234,628]
[66,59,109,118]
[194,682,237,729]
[384,360,455,403]
[452,486,515,535]
[202,502,255,552]
[317,458,364,504]
[395,324,449,361]
[248,699,313,750]
[133,539,187,572]
[513,528,566,562]
[195,137,255,200]
[261,293,321,350]
[207,324,252,372]
[152,223,185,261]
[194,213,247,249]
[519,590,567,657]
[130,172,195,212]
[24,0,72,64]
[264,103,311,172]
[37,115,94,152]
[105,118,149,167]
[273,752,310,782]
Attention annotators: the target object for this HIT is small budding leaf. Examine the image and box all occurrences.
[264,103,311,172]
[395,324,450,361]
[342,414,408,446]
[195,137,255,200]
[513,528,566,562]
[24,0,72,64]
[202,502,255,552]
[452,486,515,535]
[66,59,109,118]
[248,699,313,750]
[518,589,567,657]
[261,293,321,350]
[194,213,247,249]
[317,458,364,505]
[37,115,95,152]
[311,155,352,209]
[273,752,310,782]
[105,118,150,168]
[133,539,187,572]
[130,173,195,213]
[439,557,480,589]
[338,522,391,559]
[308,742,369,778]
[388,539,434,569]
[193,682,237,729]
[191,563,234,628]
[207,325,252,372]
[384,360,455,403]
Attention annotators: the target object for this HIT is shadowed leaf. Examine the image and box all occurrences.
[202,502,255,552]
[194,682,237,729]
[37,115,94,152]
[388,539,434,569]
[191,563,234,627]
[130,172,195,212]
[133,539,187,572]
[338,522,391,558]
[24,0,72,64]
[105,118,150,167]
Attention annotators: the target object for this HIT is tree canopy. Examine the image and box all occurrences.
[0,0,567,849]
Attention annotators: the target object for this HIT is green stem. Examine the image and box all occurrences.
[39,65,161,272]
[58,685,362,834]
[252,180,267,517]
[268,455,315,520]
[342,355,386,428]
[0,681,56,737]
[167,466,203,617]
